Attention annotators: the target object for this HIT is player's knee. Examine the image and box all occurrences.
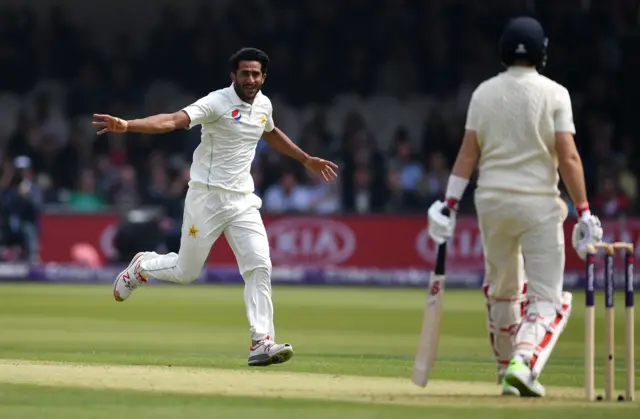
[525,279,563,307]
[261,259,272,276]
[243,257,271,275]
[174,264,202,284]
[241,259,272,282]
[483,281,526,301]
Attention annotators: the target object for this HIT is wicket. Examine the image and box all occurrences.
[584,241,635,402]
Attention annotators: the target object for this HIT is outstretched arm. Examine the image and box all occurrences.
[262,127,310,164]
[262,127,338,182]
[92,111,191,135]
[93,92,221,135]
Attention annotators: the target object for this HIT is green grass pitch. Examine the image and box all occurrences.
[0,283,637,418]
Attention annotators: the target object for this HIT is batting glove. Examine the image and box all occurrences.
[571,212,603,260]
[428,200,456,245]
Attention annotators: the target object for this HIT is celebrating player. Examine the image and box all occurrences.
[92,47,338,367]
[426,17,603,397]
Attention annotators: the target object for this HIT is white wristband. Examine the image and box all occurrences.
[445,175,469,201]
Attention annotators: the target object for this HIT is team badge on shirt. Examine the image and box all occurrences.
[260,115,267,125]
[188,224,199,238]
[231,109,242,121]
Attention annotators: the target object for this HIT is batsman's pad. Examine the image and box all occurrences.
[483,282,527,380]
[515,292,573,379]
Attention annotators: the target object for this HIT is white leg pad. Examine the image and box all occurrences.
[483,282,527,382]
[515,292,572,379]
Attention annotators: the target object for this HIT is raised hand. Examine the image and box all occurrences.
[92,114,129,135]
[304,157,339,182]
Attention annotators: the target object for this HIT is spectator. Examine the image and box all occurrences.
[145,163,187,253]
[65,169,107,212]
[593,175,631,217]
[0,1,637,225]
[0,156,42,262]
[263,171,311,213]
[419,151,450,207]
[353,165,374,214]
[305,171,341,214]
[341,127,387,213]
[387,128,424,210]
[251,163,266,199]
[32,91,69,150]
[108,165,141,212]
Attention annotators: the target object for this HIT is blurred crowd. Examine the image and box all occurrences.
[1,0,639,261]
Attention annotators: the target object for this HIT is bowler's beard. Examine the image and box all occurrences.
[234,82,262,103]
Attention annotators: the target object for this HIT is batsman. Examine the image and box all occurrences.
[427,17,604,397]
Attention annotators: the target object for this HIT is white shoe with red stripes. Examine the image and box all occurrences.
[248,336,294,367]
[113,252,154,301]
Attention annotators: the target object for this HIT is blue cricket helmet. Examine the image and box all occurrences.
[499,16,548,69]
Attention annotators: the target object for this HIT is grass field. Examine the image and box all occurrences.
[0,283,637,418]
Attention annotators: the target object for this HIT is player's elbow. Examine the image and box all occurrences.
[167,111,190,132]
[559,151,581,166]
[555,132,582,167]
[558,151,582,178]
[557,147,581,165]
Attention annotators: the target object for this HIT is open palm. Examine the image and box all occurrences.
[92,114,128,135]
[304,157,339,182]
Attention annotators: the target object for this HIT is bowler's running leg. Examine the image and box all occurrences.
[112,185,225,300]
[112,186,292,366]
[224,196,293,366]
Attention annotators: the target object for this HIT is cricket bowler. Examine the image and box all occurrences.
[426,17,603,396]
[92,47,338,367]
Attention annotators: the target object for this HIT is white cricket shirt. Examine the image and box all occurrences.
[181,84,275,193]
[465,67,575,196]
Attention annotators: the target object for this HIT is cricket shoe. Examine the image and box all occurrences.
[498,368,520,396]
[113,252,156,302]
[503,358,546,397]
[248,336,294,367]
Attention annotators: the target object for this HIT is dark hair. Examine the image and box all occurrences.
[229,47,269,74]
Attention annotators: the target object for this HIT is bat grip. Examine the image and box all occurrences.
[433,205,451,275]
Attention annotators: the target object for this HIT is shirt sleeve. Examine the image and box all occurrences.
[554,87,576,134]
[181,93,224,129]
[264,113,275,132]
[263,104,275,132]
[464,93,480,131]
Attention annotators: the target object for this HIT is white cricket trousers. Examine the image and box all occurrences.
[475,188,571,371]
[475,189,568,305]
[140,182,275,342]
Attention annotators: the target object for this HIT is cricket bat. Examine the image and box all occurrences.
[412,213,449,387]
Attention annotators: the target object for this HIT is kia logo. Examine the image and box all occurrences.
[267,218,356,265]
